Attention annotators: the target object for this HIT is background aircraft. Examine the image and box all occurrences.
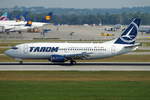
[0,12,53,33]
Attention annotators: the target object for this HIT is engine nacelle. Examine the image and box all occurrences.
[50,55,65,62]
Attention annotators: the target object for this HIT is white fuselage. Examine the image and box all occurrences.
[0,20,48,31]
[5,42,136,60]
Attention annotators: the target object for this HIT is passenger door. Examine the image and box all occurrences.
[111,45,116,54]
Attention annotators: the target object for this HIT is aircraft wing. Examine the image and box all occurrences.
[64,52,93,60]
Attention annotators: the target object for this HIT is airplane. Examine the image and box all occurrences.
[0,12,52,33]
[0,15,30,33]
[3,20,33,33]
[5,18,141,64]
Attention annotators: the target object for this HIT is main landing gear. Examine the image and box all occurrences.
[70,60,77,65]
[19,60,23,64]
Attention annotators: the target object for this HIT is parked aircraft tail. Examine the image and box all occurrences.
[42,12,53,23]
[0,12,8,21]
[25,20,32,26]
[15,12,29,22]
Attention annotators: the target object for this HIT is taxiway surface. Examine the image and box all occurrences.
[0,62,150,71]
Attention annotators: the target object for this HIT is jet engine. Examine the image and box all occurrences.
[50,55,65,62]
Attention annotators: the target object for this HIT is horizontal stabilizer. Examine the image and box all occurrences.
[124,43,141,48]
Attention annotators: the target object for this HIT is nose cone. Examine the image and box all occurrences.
[4,49,15,57]
[5,47,22,58]
[5,50,12,57]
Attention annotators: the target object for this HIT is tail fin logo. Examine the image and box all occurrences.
[45,16,51,21]
[120,22,138,43]
[115,18,141,44]
[42,12,53,23]
[27,21,32,25]
[25,20,32,26]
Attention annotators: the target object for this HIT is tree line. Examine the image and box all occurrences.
[2,10,150,25]
[49,12,150,25]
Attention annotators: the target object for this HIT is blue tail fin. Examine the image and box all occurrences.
[15,12,28,22]
[22,12,28,21]
[114,18,141,44]
[42,12,53,23]
[25,20,32,26]
[15,15,21,22]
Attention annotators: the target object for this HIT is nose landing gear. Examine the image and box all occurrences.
[15,58,23,64]
[19,60,23,64]
[70,60,77,65]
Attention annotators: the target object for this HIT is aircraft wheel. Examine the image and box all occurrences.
[19,61,23,64]
[18,31,22,34]
[70,60,76,65]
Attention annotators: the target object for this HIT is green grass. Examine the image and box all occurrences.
[142,42,150,46]
[0,71,150,81]
[0,71,150,100]
[0,48,9,54]
[81,55,150,62]
[0,43,19,47]
[134,50,150,52]
[0,81,150,100]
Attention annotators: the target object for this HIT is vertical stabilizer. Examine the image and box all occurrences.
[114,18,141,44]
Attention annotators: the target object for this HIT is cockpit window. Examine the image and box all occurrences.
[11,46,18,50]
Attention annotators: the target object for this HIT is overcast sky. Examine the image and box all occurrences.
[1,0,150,8]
